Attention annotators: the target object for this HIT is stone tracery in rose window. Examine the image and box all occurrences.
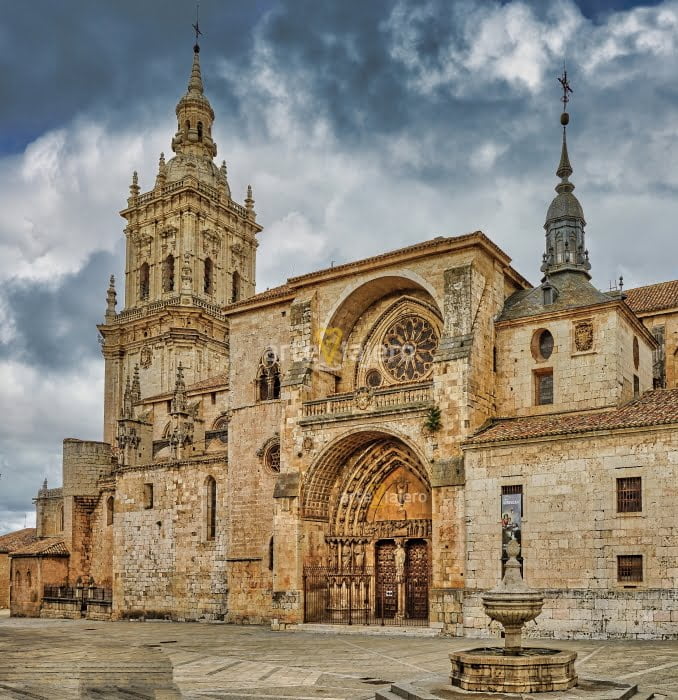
[381,315,439,382]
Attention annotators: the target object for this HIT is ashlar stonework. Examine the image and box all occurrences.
[5,42,678,642]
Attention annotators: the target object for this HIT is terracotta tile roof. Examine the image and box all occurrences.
[0,528,36,553]
[10,538,69,557]
[186,371,229,392]
[625,279,678,314]
[465,388,678,445]
[226,283,293,310]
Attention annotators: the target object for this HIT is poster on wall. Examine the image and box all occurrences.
[501,487,522,572]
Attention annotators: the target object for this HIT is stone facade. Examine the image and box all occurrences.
[6,40,678,642]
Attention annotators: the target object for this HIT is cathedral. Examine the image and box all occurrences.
[4,41,678,641]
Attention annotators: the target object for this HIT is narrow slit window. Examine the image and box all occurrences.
[144,483,154,509]
[206,477,216,540]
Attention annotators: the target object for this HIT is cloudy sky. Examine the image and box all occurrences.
[1,0,676,533]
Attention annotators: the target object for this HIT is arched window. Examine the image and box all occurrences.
[184,120,190,138]
[231,271,241,303]
[106,496,114,526]
[26,571,31,588]
[57,504,64,533]
[15,571,21,587]
[205,476,216,541]
[139,262,150,300]
[197,121,203,142]
[163,255,175,292]
[204,258,214,295]
[257,350,281,401]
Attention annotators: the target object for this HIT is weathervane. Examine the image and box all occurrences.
[192,3,202,51]
[558,67,572,127]
[558,68,573,109]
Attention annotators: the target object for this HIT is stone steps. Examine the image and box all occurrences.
[373,678,660,700]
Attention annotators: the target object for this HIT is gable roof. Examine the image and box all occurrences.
[225,232,531,314]
[0,528,37,553]
[625,279,678,314]
[465,388,678,445]
[10,538,69,558]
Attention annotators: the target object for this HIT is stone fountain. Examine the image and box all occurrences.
[449,538,577,692]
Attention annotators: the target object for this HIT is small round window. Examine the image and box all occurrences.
[265,441,280,473]
[536,329,554,360]
[366,369,383,388]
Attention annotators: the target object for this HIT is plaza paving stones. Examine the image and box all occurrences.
[0,613,675,699]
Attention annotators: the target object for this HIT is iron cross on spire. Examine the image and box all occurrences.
[558,68,573,108]
[192,4,203,50]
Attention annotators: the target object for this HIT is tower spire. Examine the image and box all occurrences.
[540,68,590,280]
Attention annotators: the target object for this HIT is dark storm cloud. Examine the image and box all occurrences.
[0,249,122,370]
[1,0,678,534]
[0,0,275,153]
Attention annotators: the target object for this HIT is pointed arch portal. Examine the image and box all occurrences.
[302,430,431,625]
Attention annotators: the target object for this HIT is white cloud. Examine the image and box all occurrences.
[384,0,583,96]
[2,0,678,532]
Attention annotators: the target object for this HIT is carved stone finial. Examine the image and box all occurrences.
[42,478,48,491]
[131,364,141,404]
[245,184,255,218]
[171,362,187,414]
[105,274,117,322]
[122,375,133,420]
[129,171,140,198]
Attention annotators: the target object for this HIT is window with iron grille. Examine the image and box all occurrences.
[617,477,642,513]
[617,555,643,583]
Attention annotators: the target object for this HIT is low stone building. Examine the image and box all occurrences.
[6,43,678,640]
[0,528,35,608]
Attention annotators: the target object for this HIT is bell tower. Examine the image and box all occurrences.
[98,37,262,445]
[121,41,261,310]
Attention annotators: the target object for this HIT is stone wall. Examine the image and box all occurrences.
[0,553,8,608]
[63,439,112,498]
[10,557,69,617]
[639,308,678,389]
[462,588,678,641]
[89,491,114,589]
[462,425,678,638]
[112,457,228,620]
[495,306,653,417]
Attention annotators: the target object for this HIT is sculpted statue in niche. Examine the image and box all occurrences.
[394,541,406,582]
[341,542,353,571]
[354,544,365,571]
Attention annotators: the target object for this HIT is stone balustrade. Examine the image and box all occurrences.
[301,381,434,422]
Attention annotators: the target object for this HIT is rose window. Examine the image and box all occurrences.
[382,315,438,381]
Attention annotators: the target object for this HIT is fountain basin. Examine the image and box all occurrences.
[450,647,577,692]
[481,590,544,627]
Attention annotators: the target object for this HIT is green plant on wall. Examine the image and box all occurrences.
[423,405,442,433]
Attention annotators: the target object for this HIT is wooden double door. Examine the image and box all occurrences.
[375,539,430,620]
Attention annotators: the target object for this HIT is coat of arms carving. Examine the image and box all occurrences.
[574,322,593,352]
[140,345,153,369]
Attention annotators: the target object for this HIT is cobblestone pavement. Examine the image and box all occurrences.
[0,613,676,699]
